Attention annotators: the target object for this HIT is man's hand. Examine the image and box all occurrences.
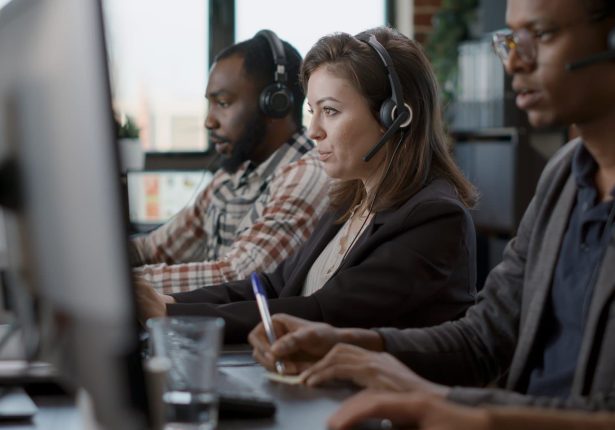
[300,343,450,396]
[248,314,343,374]
[328,391,489,430]
[133,277,174,324]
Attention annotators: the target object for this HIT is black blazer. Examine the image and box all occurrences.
[168,178,477,343]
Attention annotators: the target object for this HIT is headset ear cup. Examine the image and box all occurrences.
[260,83,293,118]
[379,98,397,129]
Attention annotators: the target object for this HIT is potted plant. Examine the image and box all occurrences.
[425,0,479,114]
[116,115,144,172]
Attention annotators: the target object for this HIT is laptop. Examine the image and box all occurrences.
[0,387,38,421]
[0,325,57,422]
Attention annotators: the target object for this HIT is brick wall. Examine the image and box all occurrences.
[413,0,442,45]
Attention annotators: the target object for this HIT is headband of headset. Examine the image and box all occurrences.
[356,33,412,162]
[254,29,293,118]
[255,29,288,85]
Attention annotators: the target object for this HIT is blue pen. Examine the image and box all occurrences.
[250,272,285,374]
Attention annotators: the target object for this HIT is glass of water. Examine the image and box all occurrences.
[147,316,225,430]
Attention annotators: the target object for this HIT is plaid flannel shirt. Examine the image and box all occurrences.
[131,130,329,294]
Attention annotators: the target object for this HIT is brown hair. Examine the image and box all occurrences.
[300,27,476,220]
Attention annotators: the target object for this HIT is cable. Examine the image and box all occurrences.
[143,152,221,228]
[332,130,408,274]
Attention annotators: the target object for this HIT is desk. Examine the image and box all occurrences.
[218,364,355,430]
[14,361,355,429]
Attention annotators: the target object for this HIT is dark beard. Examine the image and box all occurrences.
[221,114,267,173]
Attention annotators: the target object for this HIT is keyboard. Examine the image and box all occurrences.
[217,369,276,419]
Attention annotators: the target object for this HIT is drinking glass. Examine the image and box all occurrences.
[147,316,224,430]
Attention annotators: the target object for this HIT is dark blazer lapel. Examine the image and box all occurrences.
[333,192,413,272]
[335,178,454,271]
[508,175,577,389]
[282,178,459,294]
[279,211,344,297]
[572,237,615,394]
[332,215,379,272]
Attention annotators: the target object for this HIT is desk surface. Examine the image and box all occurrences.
[15,360,355,430]
[218,364,355,430]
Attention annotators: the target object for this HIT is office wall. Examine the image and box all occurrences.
[413,0,440,44]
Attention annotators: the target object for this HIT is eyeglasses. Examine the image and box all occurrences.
[491,15,608,66]
[491,28,538,65]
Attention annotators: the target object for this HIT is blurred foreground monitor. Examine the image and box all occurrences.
[0,0,150,428]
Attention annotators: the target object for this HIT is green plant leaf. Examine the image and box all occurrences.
[425,0,479,108]
[117,115,141,139]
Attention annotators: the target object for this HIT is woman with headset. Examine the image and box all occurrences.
[137,26,478,344]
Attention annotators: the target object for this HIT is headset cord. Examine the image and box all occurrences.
[167,151,222,220]
[333,130,407,273]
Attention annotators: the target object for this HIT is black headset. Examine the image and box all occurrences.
[566,25,615,71]
[255,30,294,118]
[356,34,413,162]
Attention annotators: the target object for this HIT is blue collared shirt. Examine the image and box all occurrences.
[526,143,615,397]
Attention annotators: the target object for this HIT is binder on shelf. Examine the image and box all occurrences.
[451,38,525,130]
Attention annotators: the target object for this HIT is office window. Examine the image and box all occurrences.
[235,0,386,56]
[236,0,386,128]
[103,0,208,152]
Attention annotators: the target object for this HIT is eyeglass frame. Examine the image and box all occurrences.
[491,13,610,66]
[492,28,538,65]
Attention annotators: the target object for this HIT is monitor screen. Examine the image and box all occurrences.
[0,0,149,428]
[127,170,213,226]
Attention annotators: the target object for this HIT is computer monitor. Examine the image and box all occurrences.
[127,170,213,230]
[0,0,149,428]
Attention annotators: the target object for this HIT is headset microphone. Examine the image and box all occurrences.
[566,26,615,71]
[363,109,411,162]
[566,50,615,71]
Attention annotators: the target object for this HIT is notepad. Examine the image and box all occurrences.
[265,371,303,385]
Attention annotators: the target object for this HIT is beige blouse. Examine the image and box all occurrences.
[301,209,373,296]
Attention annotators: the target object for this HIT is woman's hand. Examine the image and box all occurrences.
[328,390,489,430]
[133,277,174,324]
[248,313,344,374]
[301,343,450,396]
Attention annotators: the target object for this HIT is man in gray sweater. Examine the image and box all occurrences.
[249,0,615,413]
